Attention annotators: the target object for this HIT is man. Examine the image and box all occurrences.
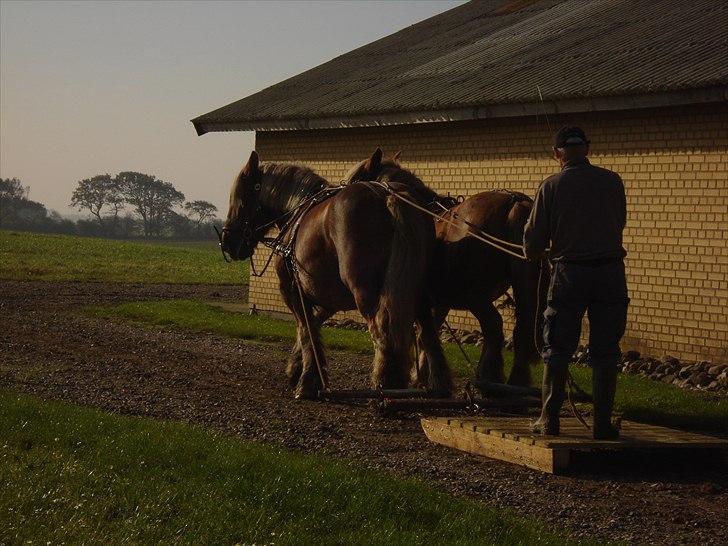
[524,126,628,439]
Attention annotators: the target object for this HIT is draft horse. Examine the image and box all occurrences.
[346,149,547,387]
[221,151,452,399]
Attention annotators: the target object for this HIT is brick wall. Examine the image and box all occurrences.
[248,103,728,363]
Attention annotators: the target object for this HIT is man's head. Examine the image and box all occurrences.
[552,126,590,166]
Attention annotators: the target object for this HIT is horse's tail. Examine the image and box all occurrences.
[373,191,431,388]
[507,198,546,385]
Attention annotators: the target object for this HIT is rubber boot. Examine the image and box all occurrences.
[592,364,620,440]
[531,361,568,435]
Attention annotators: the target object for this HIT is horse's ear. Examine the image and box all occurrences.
[243,150,260,176]
[393,150,402,161]
[365,147,383,173]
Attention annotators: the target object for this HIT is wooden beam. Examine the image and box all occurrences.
[421,417,728,474]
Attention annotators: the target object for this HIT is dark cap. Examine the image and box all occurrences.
[553,126,590,148]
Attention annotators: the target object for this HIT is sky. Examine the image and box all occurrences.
[0,0,463,218]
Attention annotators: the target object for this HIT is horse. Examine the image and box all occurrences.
[220,151,452,399]
[345,149,547,387]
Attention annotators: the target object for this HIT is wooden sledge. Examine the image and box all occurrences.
[421,416,728,474]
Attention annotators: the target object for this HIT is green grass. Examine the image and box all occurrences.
[1,391,572,545]
[540,362,727,433]
[0,230,248,284]
[134,239,220,250]
[85,299,485,373]
[87,299,728,434]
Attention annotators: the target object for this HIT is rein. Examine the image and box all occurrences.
[216,185,344,278]
[372,180,529,260]
[218,182,342,393]
[251,186,344,277]
[272,187,343,393]
[213,225,232,263]
[376,180,595,421]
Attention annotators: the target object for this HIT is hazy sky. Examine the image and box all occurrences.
[1,0,463,217]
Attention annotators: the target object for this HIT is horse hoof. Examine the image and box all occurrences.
[294,386,319,400]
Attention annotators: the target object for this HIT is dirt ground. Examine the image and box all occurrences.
[1,280,727,545]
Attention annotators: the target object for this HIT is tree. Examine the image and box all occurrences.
[0,177,45,228]
[70,175,124,231]
[0,177,28,200]
[116,172,185,237]
[184,200,218,233]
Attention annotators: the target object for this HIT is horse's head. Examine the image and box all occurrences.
[221,150,266,261]
[343,147,402,183]
[345,148,457,211]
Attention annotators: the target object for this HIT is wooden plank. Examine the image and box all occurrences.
[421,417,728,474]
[473,417,728,449]
[422,418,560,473]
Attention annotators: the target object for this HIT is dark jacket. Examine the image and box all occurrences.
[524,158,626,262]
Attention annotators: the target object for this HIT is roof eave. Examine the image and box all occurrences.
[192,85,728,135]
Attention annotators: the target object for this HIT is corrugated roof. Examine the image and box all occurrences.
[192,0,728,134]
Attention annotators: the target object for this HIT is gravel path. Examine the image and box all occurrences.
[1,280,726,545]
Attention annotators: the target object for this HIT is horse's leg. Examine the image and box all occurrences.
[279,263,330,399]
[415,306,448,389]
[286,306,332,387]
[413,322,427,387]
[505,201,543,386]
[415,307,444,387]
[509,305,535,387]
[507,258,543,387]
[286,336,303,387]
[473,302,506,384]
[349,283,408,390]
[371,330,409,390]
[416,305,453,397]
[293,301,330,400]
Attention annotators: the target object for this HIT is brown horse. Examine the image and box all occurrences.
[346,149,547,387]
[221,151,452,399]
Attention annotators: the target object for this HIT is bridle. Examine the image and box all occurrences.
[214,178,264,264]
[213,225,233,263]
[215,174,342,277]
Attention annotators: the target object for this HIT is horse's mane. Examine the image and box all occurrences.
[348,158,456,211]
[259,163,330,213]
[376,160,441,201]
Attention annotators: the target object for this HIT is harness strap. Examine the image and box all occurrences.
[273,188,343,392]
[287,258,328,392]
[250,186,344,278]
[372,180,529,260]
[443,319,475,373]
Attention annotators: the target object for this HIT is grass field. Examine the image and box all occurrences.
[135,239,220,250]
[85,299,485,372]
[0,230,248,284]
[86,299,728,433]
[1,391,573,545]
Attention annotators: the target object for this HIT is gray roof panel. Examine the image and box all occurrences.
[192,0,728,133]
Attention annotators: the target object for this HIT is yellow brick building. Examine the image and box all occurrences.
[194,1,728,362]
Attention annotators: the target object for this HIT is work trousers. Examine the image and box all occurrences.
[542,260,629,368]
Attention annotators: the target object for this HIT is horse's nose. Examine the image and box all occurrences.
[214,226,234,261]
[221,231,235,255]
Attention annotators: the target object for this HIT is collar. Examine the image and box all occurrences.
[561,157,590,171]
